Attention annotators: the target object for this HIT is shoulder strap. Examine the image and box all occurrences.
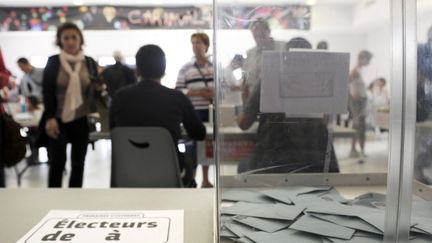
[85,56,98,78]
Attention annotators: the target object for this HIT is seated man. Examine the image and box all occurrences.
[109,44,206,187]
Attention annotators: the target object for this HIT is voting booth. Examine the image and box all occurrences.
[214,1,432,242]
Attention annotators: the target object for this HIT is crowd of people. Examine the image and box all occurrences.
[0,19,393,188]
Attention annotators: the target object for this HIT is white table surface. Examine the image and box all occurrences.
[3,102,42,127]
[0,188,215,243]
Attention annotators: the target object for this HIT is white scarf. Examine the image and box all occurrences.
[59,50,85,123]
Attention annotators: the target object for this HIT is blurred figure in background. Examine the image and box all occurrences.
[98,50,136,132]
[0,48,12,92]
[17,57,43,102]
[367,77,389,133]
[237,37,339,174]
[317,40,328,50]
[1,79,20,103]
[415,26,432,184]
[417,26,432,122]
[101,50,136,98]
[41,22,100,188]
[348,50,373,161]
[243,19,285,92]
[176,32,214,188]
[0,48,15,107]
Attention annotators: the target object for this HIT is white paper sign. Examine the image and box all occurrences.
[16,210,183,243]
[260,51,350,115]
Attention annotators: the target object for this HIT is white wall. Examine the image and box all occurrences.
[351,0,391,88]
[0,2,395,90]
[216,4,365,72]
[358,25,391,89]
[0,29,213,88]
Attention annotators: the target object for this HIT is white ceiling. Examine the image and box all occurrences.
[0,0,360,7]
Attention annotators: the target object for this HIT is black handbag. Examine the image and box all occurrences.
[86,57,111,110]
[35,113,49,148]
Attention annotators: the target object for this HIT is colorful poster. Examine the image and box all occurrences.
[0,6,212,31]
[0,5,311,31]
[218,5,311,30]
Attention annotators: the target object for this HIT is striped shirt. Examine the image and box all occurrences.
[176,60,214,110]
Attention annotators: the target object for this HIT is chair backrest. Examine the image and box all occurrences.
[111,127,183,188]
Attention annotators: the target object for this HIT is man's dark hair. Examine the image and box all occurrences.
[17,57,30,65]
[249,18,270,32]
[358,50,373,61]
[55,22,84,49]
[27,96,40,108]
[317,41,328,50]
[135,44,166,80]
[286,37,312,50]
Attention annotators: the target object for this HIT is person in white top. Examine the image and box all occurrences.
[366,78,389,132]
[242,19,285,93]
[348,50,373,160]
[176,32,214,188]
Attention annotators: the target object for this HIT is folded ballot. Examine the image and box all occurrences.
[220,186,432,243]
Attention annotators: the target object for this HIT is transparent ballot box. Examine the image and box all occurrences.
[214,0,432,242]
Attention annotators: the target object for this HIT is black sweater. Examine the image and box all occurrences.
[110,80,206,143]
[42,54,98,119]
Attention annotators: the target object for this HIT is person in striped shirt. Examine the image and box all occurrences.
[176,32,214,188]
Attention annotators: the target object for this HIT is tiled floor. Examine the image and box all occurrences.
[4,131,389,188]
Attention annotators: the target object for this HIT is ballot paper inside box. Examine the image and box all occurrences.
[260,51,350,115]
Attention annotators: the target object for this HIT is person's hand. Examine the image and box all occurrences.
[45,118,60,139]
[204,87,213,99]
[187,88,213,98]
[240,80,250,105]
[0,87,8,99]
[94,83,106,92]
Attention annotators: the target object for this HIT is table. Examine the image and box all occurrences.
[89,123,355,162]
[0,188,215,243]
[90,123,355,141]
[2,102,42,127]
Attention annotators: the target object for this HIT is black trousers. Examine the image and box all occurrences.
[48,117,89,188]
[185,109,209,170]
[27,127,39,162]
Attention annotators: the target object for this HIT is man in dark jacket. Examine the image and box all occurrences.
[102,50,136,97]
[110,44,206,187]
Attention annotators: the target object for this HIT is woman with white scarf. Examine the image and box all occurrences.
[42,22,99,187]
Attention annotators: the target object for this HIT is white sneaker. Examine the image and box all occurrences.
[349,150,359,158]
